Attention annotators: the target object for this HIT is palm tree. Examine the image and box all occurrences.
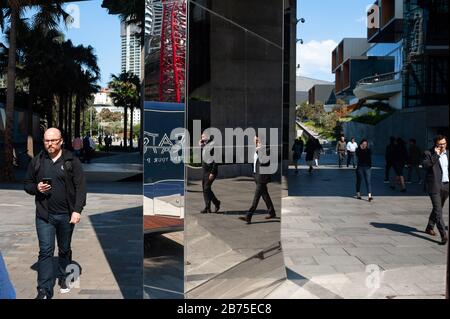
[102,0,145,151]
[0,0,69,181]
[108,72,140,149]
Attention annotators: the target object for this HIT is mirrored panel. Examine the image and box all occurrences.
[143,0,186,299]
[185,0,286,298]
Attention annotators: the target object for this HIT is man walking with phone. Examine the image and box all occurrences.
[423,135,449,245]
[199,133,221,214]
[24,128,87,299]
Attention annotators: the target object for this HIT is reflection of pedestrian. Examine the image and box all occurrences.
[200,133,220,214]
[346,137,358,168]
[356,139,373,201]
[384,136,396,182]
[82,134,92,164]
[305,137,316,173]
[336,136,346,168]
[72,136,83,158]
[239,135,276,224]
[423,135,449,245]
[313,139,323,167]
[391,137,408,192]
[292,138,304,174]
[407,138,423,183]
[24,128,87,299]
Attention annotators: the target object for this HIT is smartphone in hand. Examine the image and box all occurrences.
[42,178,52,186]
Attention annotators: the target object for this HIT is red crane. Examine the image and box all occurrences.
[159,0,186,103]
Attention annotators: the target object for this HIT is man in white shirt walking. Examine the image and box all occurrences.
[346,137,358,168]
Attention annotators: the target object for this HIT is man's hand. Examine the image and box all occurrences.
[435,147,442,155]
[209,174,215,182]
[37,182,51,193]
[70,212,81,224]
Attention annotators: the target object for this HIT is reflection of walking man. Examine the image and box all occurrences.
[239,136,276,224]
[346,137,358,168]
[424,135,449,245]
[336,136,346,168]
[200,133,220,214]
[24,128,87,299]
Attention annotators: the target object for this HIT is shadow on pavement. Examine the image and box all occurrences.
[144,234,183,299]
[89,206,143,299]
[371,222,443,244]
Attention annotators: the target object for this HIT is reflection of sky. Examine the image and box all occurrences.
[366,41,403,73]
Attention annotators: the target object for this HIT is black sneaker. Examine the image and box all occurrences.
[200,208,211,214]
[35,289,49,299]
[59,279,71,294]
[214,201,221,213]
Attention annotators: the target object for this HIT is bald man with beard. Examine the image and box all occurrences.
[24,128,86,299]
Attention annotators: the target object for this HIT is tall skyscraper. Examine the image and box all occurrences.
[121,21,141,78]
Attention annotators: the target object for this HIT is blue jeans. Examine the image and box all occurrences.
[356,166,372,194]
[36,214,74,297]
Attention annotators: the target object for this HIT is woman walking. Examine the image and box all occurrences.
[356,139,373,202]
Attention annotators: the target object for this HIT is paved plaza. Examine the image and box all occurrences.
[269,153,448,299]
[0,153,143,299]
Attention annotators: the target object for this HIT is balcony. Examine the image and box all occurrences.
[353,71,402,100]
[367,0,403,43]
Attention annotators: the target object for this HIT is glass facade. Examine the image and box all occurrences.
[185,0,286,298]
[366,40,403,76]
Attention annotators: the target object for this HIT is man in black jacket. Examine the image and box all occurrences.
[423,135,449,245]
[239,136,276,224]
[199,133,220,214]
[24,128,87,299]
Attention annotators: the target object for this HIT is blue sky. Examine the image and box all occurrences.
[0,0,121,88]
[63,0,121,88]
[297,0,373,82]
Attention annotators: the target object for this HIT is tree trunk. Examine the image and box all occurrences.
[58,93,64,130]
[26,81,34,158]
[75,95,81,138]
[47,106,53,129]
[81,108,85,135]
[64,95,68,140]
[129,107,134,149]
[123,106,128,149]
[68,93,73,144]
[2,4,19,181]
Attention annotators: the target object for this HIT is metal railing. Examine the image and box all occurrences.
[356,71,401,86]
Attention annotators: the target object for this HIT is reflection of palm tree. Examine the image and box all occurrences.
[0,1,70,181]
[108,72,140,149]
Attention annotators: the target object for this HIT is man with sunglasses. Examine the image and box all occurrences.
[24,128,86,299]
[423,135,449,245]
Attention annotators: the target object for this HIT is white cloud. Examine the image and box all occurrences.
[296,39,338,82]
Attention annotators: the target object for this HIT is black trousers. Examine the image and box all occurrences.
[338,152,345,167]
[347,152,355,167]
[427,182,449,238]
[385,162,393,180]
[248,180,274,217]
[202,173,219,209]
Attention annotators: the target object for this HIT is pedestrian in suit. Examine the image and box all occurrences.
[239,136,276,224]
[200,133,220,214]
[292,138,304,174]
[355,139,374,202]
[423,135,449,245]
[305,137,316,173]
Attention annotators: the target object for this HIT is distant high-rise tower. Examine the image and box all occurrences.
[121,21,141,78]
